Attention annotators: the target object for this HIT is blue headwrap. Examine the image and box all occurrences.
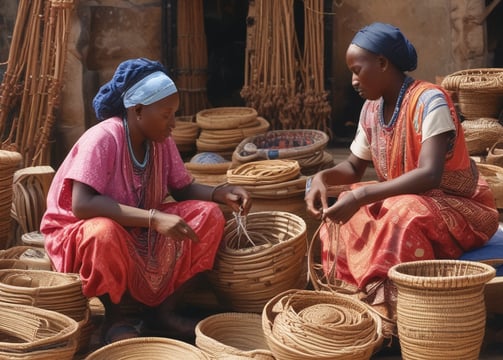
[351,22,417,72]
[92,58,172,121]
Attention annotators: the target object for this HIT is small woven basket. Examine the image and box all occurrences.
[462,117,503,155]
[84,336,209,359]
[195,312,274,359]
[262,289,383,360]
[208,211,308,313]
[0,302,79,359]
[388,260,495,360]
[476,162,503,208]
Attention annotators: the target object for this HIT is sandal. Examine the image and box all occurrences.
[101,320,140,345]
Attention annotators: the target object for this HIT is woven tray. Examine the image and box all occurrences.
[85,337,209,359]
[195,312,274,359]
[0,302,79,359]
[226,159,301,185]
[196,107,258,130]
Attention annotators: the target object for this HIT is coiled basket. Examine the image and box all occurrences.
[388,260,495,360]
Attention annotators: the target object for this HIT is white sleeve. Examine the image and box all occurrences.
[421,92,456,142]
[349,120,372,161]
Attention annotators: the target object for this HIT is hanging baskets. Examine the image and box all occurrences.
[85,336,209,359]
[195,312,274,359]
[0,302,79,359]
[262,289,383,360]
[208,211,308,313]
[388,260,495,360]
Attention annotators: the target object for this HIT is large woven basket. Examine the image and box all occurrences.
[0,302,79,359]
[262,289,383,360]
[84,336,209,359]
[195,312,274,360]
[388,260,495,360]
[476,162,503,208]
[208,211,308,313]
[0,150,23,249]
[196,107,258,130]
[461,117,503,155]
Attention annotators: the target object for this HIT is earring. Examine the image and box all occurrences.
[137,116,141,122]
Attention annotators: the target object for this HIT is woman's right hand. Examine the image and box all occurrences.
[305,174,329,219]
[150,211,199,243]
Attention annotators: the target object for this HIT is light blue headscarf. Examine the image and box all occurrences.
[351,22,417,72]
[123,71,177,108]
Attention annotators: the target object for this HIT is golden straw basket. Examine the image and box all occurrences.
[388,260,495,360]
[84,336,209,359]
[208,211,308,313]
[196,107,258,130]
[227,159,301,185]
[0,301,79,359]
[262,289,383,360]
[462,117,503,155]
[0,150,23,249]
[195,312,274,360]
[476,162,503,208]
[0,245,51,271]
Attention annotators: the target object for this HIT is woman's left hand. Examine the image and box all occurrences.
[322,191,361,224]
[214,185,252,215]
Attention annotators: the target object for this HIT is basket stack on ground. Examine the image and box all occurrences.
[208,210,308,313]
[195,312,274,359]
[232,129,333,176]
[171,115,200,155]
[0,150,23,250]
[262,289,383,360]
[185,152,232,186]
[0,269,94,354]
[0,245,51,271]
[195,107,270,159]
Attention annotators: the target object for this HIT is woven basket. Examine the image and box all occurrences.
[196,107,258,130]
[0,302,79,359]
[476,162,503,208]
[485,141,503,167]
[84,336,209,359]
[241,175,307,199]
[208,211,308,313]
[227,159,301,185]
[195,312,274,359]
[462,117,503,155]
[441,68,503,91]
[0,245,51,270]
[0,150,23,249]
[388,260,495,360]
[172,116,199,153]
[262,289,383,360]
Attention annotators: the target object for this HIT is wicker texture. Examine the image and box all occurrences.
[0,245,51,271]
[208,211,308,313]
[227,159,300,185]
[195,312,274,359]
[485,141,503,167]
[262,289,383,360]
[172,116,199,153]
[84,336,209,359]
[0,302,79,359]
[388,260,495,360]
[0,150,23,249]
[462,117,503,155]
[196,107,258,130]
[476,162,503,208]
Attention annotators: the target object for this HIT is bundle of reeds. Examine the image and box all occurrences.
[0,0,76,166]
[175,0,210,117]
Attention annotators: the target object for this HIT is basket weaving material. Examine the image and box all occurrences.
[0,245,51,270]
[0,150,23,249]
[388,260,495,360]
[462,117,503,155]
[0,302,79,359]
[240,176,307,199]
[196,107,258,130]
[476,162,503,208]
[84,336,209,359]
[486,141,503,167]
[441,68,503,91]
[208,211,308,313]
[195,312,274,360]
[227,159,300,185]
[262,289,383,360]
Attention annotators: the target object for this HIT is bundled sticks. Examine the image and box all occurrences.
[0,0,75,166]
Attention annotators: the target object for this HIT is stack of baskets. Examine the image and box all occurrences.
[232,129,332,176]
[0,245,51,270]
[195,312,274,359]
[0,269,93,353]
[0,302,79,359]
[441,68,503,156]
[172,115,200,154]
[196,107,270,158]
[185,152,231,186]
[262,289,383,360]
[388,260,496,360]
[208,211,308,313]
[0,150,23,249]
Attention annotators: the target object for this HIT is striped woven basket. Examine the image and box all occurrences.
[84,337,209,359]
[195,312,274,359]
[0,302,79,359]
[0,150,23,249]
[262,289,383,360]
[388,260,495,360]
[226,159,301,185]
[208,211,308,313]
[196,107,258,130]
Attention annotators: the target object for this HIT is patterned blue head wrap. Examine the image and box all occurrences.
[351,22,417,72]
[92,58,175,121]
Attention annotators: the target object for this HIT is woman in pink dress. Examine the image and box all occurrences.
[40,58,251,343]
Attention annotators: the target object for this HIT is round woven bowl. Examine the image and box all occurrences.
[388,260,495,360]
[226,159,301,185]
[476,162,503,208]
[195,312,274,359]
[196,107,258,130]
[208,211,308,313]
[262,289,383,360]
[0,302,79,359]
[85,336,209,359]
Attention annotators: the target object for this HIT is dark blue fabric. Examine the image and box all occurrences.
[461,226,503,276]
[351,22,417,72]
[92,58,168,121]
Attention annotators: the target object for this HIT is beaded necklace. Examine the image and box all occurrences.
[123,117,150,170]
[379,76,414,129]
